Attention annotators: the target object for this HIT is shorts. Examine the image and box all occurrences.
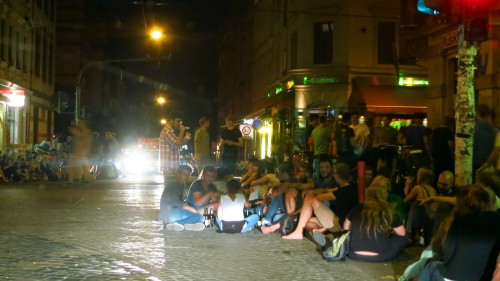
[309,203,341,232]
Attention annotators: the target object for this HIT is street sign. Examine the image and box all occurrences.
[240,124,253,139]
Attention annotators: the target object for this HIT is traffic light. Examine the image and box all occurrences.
[418,0,491,43]
[463,0,491,43]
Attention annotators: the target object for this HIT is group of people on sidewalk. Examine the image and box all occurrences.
[157,108,500,281]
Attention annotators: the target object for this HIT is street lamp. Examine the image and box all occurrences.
[157,96,166,104]
[150,29,164,40]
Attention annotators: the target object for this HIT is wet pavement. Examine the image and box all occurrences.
[0,176,421,281]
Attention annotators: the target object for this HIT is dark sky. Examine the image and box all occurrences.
[85,0,232,140]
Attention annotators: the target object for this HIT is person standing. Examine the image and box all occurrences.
[431,116,455,176]
[311,115,331,179]
[67,121,92,184]
[159,111,190,183]
[473,104,498,176]
[333,113,356,169]
[194,117,211,173]
[219,115,243,173]
[349,112,370,159]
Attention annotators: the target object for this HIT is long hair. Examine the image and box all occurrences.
[360,183,394,240]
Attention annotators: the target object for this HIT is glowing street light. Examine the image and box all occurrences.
[150,28,164,40]
[160,118,167,124]
[157,96,166,104]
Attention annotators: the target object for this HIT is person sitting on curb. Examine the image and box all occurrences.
[186,164,220,214]
[216,179,260,233]
[283,161,319,217]
[260,163,297,231]
[344,183,406,262]
[280,163,358,239]
[159,165,205,231]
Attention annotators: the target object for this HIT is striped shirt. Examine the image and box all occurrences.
[159,123,179,172]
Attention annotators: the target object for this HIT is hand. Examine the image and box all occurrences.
[404,176,414,185]
[419,197,432,205]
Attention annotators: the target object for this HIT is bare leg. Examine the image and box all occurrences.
[285,188,298,214]
[282,195,321,240]
[261,223,280,234]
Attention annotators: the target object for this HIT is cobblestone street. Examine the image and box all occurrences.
[0,176,421,281]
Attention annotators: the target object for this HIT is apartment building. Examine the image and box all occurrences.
[0,0,55,150]
[218,0,428,159]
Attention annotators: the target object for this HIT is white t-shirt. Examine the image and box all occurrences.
[220,193,246,221]
[350,123,370,155]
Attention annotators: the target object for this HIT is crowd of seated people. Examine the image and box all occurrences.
[159,155,500,280]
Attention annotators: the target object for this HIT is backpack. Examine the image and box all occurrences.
[221,220,246,234]
[322,231,350,261]
[278,214,299,235]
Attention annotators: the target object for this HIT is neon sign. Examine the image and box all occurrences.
[303,76,338,85]
[398,77,429,87]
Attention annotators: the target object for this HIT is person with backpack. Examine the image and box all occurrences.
[216,179,260,233]
[343,183,406,262]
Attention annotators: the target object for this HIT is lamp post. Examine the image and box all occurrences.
[75,57,159,124]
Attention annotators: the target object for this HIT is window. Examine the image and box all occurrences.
[8,26,16,66]
[377,22,397,65]
[0,20,4,62]
[290,31,297,69]
[34,34,41,77]
[313,22,333,64]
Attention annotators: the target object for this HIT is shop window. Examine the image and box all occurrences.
[377,22,397,65]
[313,22,333,64]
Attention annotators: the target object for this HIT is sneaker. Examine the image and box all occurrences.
[261,218,271,226]
[184,223,205,231]
[165,222,184,231]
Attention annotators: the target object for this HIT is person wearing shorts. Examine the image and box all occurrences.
[282,162,358,240]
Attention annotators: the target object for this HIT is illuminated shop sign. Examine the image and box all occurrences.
[0,89,25,107]
[303,76,338,85]
[398,77,429,87]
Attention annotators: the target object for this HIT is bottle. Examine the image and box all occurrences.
[209,208,214,227]
[204,208,210,227]
[182,184,190,203]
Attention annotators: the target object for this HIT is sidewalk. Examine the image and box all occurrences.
[0,176,422,280]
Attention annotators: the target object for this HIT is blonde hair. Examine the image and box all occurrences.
[361,184,394,240]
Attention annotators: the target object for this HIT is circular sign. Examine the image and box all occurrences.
[241,125,252,136]
[252,119,264,130]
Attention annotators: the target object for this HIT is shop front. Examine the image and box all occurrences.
[0,81,30,151]
[349,76,429,128]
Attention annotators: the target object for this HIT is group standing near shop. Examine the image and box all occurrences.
[158,105,500,281]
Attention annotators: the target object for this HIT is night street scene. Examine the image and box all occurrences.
[1,0,500,280]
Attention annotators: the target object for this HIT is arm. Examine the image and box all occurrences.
[404,186,419,203]
[225,137,244,148]
[424,134,432,159]
[192,191,216,207]
[194,130,200,157]
[241,173,257,188]
[343,218,351,230]
[288,178,314,191]
[392,225,406,236]
[420,196,456,206]
[251,175,270,186]
[217,200,223,220]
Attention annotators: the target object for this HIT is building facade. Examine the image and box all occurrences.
[403,0,500,128]
[218,0,429,160]
[0,0,56,151]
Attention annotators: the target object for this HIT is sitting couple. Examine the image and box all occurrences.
[159,165,220,231]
